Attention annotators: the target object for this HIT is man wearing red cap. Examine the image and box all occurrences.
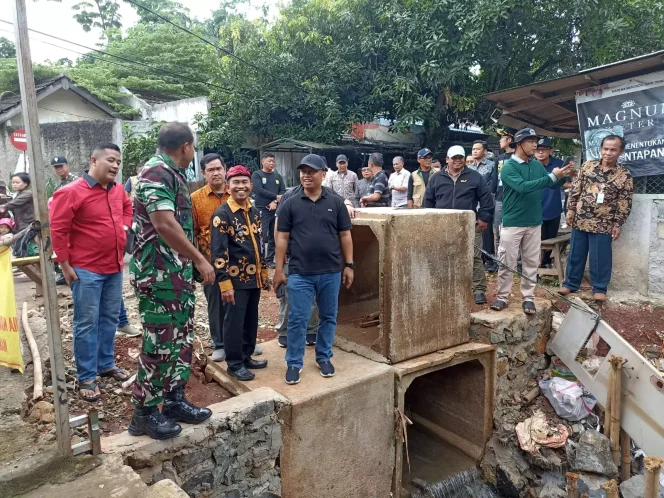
[210,166,271,381]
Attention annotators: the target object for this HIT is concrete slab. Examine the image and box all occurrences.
[16,454,157,498]
[207,340,395,498]
[336,208,474,363]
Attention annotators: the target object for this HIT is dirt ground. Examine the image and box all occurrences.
[4,266,663,449]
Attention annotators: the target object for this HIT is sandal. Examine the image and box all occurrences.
[99,366,131,381]
[522,301,537,315]
[490,300,508,311]
[79,380,101,402]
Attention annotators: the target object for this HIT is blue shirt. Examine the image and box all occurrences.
[541,157,566,221]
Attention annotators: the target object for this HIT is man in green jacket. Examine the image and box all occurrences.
[490,128,573,315]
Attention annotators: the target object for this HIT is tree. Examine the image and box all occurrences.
[72,0,122,40]
[122,121,163,178]
[0,37,16,59]
[128,0,193,28]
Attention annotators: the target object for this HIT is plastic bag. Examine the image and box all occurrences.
[539,377,597,422]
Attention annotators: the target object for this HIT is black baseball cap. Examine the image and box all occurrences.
[537,137,553,148]
[497,128,516,138]
[298,154,326,171]
[513,128,539,144]
[50,156,68,166]
[336,154,348,163]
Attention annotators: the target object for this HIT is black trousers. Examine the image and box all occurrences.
[222,288,260,370]
[203,283,223,348]
[260,210,276,264]
[482,216,495,258]
[541,215,561,266]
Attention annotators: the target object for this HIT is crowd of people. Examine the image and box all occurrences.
[1,121,634,441]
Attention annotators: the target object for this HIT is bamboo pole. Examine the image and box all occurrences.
[620,429,631,482]
[21,301,43,401]
[600,480,619,498]
[609,356,623,468]
[644,457,663,498]
[605,364,614,440]
[566,472,579,498]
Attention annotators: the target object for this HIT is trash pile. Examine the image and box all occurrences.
[481,309,664,498]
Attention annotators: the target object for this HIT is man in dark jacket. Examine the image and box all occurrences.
[424,145,494,305]
[251,152,286,266]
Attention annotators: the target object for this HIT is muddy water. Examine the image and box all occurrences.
[401,424,477,495]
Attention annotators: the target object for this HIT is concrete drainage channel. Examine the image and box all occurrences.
[4,210,599,498]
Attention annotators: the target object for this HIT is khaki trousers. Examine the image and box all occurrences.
[473,227,487,293]
[496,226,541,303]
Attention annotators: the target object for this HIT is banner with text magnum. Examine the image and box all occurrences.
[576,70,664,177]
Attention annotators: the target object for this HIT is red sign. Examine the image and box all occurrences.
[10,129,27,151]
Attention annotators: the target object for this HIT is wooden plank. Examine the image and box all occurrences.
[541,234,571,245]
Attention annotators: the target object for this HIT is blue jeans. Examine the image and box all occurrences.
[286,272,342,369]
[118,299,128,328]
[563,229,613,294]
[71,268,123,383]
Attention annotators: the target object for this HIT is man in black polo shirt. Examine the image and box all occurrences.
[274,154,354,385]
[424,145,494,305]
[251,152,286,267]
[359,152,390,207]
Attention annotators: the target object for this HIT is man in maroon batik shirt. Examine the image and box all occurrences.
[51,143,133,402]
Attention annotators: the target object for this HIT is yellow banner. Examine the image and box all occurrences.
[0,247,24,373]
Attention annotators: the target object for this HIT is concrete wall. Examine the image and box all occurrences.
[5,89,111,127]
[611,194,664,299]
[151,97,210,132]
[104,388,287,498]
[0,119,122,184]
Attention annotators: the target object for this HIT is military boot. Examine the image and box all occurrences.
[162,386,212,424]
[128,405,181,440]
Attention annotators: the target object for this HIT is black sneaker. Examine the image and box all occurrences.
[128,406,182,440]
[305,334,316,346]
[474,292,487,305]
[55,274,67,286]
[162,387,212,424]
[318,361,335,378]
[285,366,301,385]
[278,336,287,348]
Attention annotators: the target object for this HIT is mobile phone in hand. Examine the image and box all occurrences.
[275,283,285,299]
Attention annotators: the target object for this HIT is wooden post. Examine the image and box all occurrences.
[566,472,579,498]
[620,429,631,482]
[609,356,623,468]
[12,0,71,456]
[644,457,663,498]
[600,480,619,498]
[605,365,614,440]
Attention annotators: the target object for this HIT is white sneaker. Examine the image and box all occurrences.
[116,324,141,337]
[253,344,263,356]
[211,348,226,362]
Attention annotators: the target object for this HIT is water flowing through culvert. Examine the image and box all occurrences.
[410,468,502,498]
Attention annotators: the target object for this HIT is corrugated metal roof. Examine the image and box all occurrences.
[484,50,664,137]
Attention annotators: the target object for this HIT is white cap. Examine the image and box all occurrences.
[447,145,466,158]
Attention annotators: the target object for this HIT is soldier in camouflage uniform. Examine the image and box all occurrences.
[50,157,79,285]
[51,156,79,191]
[128,122,215,440]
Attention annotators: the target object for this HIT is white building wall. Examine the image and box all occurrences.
[6,89,111,127]
[151,97,210,131]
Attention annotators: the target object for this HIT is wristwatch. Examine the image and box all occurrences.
[345,262,355,269]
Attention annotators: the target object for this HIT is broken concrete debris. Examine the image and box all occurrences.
[620,474,664,498]
[569,430,618,477]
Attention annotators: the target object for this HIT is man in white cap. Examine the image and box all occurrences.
[424,145,493,304]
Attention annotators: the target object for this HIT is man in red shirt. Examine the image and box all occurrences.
[51,143,133,402]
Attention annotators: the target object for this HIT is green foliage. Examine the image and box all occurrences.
[0,37,16,59]
[72,0,122,40]
[0,59,61,94]
[129,0,193,27]
[122,121,164,179]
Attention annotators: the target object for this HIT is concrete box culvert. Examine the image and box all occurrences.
[391,343,496,497]
[336,209,474,364]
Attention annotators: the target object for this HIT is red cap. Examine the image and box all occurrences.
[226,165,252,180]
